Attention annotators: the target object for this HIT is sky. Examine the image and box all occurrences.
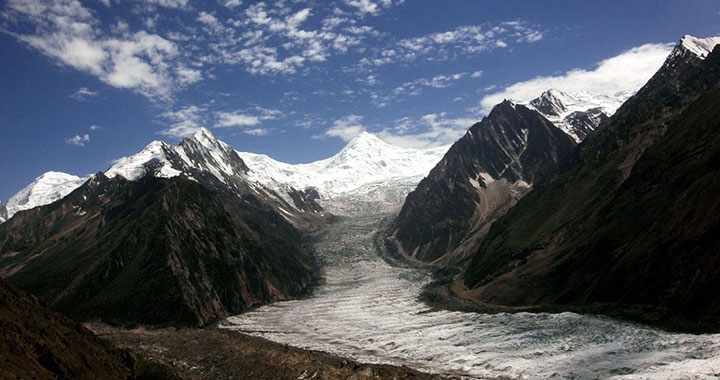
[1,0,719,201]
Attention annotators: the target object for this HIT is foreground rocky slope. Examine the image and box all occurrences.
[390,102,575,264]
[0,279,136,379]
[460,37,720,325]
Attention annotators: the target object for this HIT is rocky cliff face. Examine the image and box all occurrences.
[389,102,575,264]
[0,173,316,327]
[460,39,720,325]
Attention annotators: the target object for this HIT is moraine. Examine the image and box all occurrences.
[220,212,720,379]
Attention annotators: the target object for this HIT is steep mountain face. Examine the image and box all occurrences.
[0,279,134,379]
[460,37,720,324]
[238,132,448,215]
[0,172,316,327]
[527,89,625,142]
[389,102,576,264]
[5,172,89,220]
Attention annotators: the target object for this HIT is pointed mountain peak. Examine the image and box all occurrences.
[343,131,391,151]
[678,35,720,59]
[192,127,217,142]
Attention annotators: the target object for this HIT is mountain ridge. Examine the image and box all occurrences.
[457,37,720,327]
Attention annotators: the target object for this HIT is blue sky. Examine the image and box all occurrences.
[1,0,719,200]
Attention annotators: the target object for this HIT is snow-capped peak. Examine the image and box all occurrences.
[105,140,180,181]
[237,132,449,215]
[191,127,222,149]
[6,171,90,219]
[526,89,628,142]
[679,35,720,59]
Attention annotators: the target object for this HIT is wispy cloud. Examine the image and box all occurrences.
[65,133,90,146]
[70,87,99,100]
[159,105,206,138]
[215,112,260,128]
[370,71,467,106]
[378,112,476,148]
[478,42,673,113]
[359,21,543,68]
[342,0,405,16]
[319,114,366,141]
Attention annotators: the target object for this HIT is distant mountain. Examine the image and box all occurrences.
[5,172,89,220]
[389,101,576,264]
[459,35,720,326]
[238,131,448,215]
[1,129,325,228]
[0,201,6,223]
[0,279,134,379]
[0,129,323,327]
[527,89,626,142]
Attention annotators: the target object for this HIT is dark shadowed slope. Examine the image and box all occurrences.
[461,39,720,328]
[0,174,316,327]
[0,279,134,379]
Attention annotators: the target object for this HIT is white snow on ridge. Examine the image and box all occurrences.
[525,88,628,142]
[6,171,90,219]
[238,132,449,214]
[680,35,720,59]
[105,141,182,180]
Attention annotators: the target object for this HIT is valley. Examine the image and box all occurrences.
[220,213,720,379]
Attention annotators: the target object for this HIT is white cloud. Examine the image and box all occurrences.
[142,0,189,9]
[215,112,260,128]
[214,107,282,131]
[4,0,197,100]
[65,134,90,146]
[70,87,99,100]
[478,42,673,113]
[244,128,269,136]
[343,0,404,15]
[378,112,476,148]
[159,105,205,137]
[360,21,543,68]
[89,124,102,130]
[222,0,242,8]
[471,70,483,78]
[371,71,467,106]
[321,114,366,141]
[176,65,202,85]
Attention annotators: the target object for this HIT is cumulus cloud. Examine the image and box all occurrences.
[65,133,90,146]
[478,42,673,113]
[321,115,366,141]
[3,0,200,100]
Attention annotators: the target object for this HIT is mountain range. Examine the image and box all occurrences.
[1,34,718,333]
[453,35,720,327]
[0,129,327,327]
